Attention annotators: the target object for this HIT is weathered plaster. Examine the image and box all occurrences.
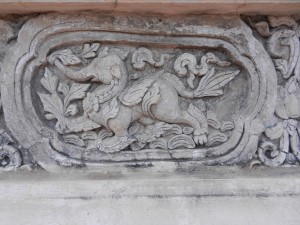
[0,0,299,15]
[0,5,299,224]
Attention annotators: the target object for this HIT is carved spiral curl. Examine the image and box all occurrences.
[258,141,286,167]
[0,145,22,171]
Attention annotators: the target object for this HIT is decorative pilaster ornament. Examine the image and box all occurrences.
[0,13,282,171]
[250,16,300,167]
[0,20,23,171]
[0,130,22,171]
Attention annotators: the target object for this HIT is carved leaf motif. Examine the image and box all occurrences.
[207,112,221,129]
[102,98,120,127]
[45,114,56,120]
[65,104,79,117]
[64,83,91,107]
[79,43,100,59]
[40,68,58,94]
[55,120,67,133]
[63,116,101,133]
[98,47,109,58]
[130,141,146,151]
[81,131,97,140]
[62,134,85,147]
[98,136,135,153]
[165,124,183,136]
[58,83,70,96]
[194,67,240,98]
[265,122,284,140]
[149,138,168,149]
[206,132,228,146]
[97,129,113,140]
[151,124,172,139]
[38,93,64,119]
[220,121,235,132]
[137,122,172,143]
[182,127,194,135]
[168,134,195,149]
[49,49,81,66]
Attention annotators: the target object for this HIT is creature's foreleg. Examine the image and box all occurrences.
[107,106,132,137]
[95,106,135,153]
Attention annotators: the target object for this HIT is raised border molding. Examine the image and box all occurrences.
[0,0,299,15]
[0,5,300,225]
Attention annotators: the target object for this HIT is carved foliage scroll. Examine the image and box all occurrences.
[250,16,300,167]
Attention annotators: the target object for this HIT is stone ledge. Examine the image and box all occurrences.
[1,167,300,225]
[2,167,300,199]
[0,0,299,15]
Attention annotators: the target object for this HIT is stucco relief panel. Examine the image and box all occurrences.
[0,13,297,171]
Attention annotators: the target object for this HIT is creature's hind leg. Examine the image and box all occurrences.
[153,102,208,145]
[183,104,208,145]
[151,80,207,145]
[175,104,208,145]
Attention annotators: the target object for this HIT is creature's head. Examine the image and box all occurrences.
[87,53,128,104]
[91,54,124,84]
[49,49,127,86]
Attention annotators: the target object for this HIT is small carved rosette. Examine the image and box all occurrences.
[0,13,277,170]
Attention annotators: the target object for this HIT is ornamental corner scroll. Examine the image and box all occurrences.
[0,13,283,171]
[249,16,300,167]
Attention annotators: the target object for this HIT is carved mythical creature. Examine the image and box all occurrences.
[45,46,239,152]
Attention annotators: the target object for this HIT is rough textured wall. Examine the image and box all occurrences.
[0,13,299,172]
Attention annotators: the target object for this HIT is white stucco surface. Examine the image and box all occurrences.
[1,167,300,225]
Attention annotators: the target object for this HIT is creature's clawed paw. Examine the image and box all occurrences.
[193,135,207,145]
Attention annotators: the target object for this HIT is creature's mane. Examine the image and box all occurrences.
[95,56,128,103]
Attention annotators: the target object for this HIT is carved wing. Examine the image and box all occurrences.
[120,77,157,106]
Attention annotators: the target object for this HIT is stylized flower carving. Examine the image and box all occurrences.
[83,92,100,115]
[261,77,300,166]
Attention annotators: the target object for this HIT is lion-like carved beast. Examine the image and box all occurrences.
[50,49,239,152]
